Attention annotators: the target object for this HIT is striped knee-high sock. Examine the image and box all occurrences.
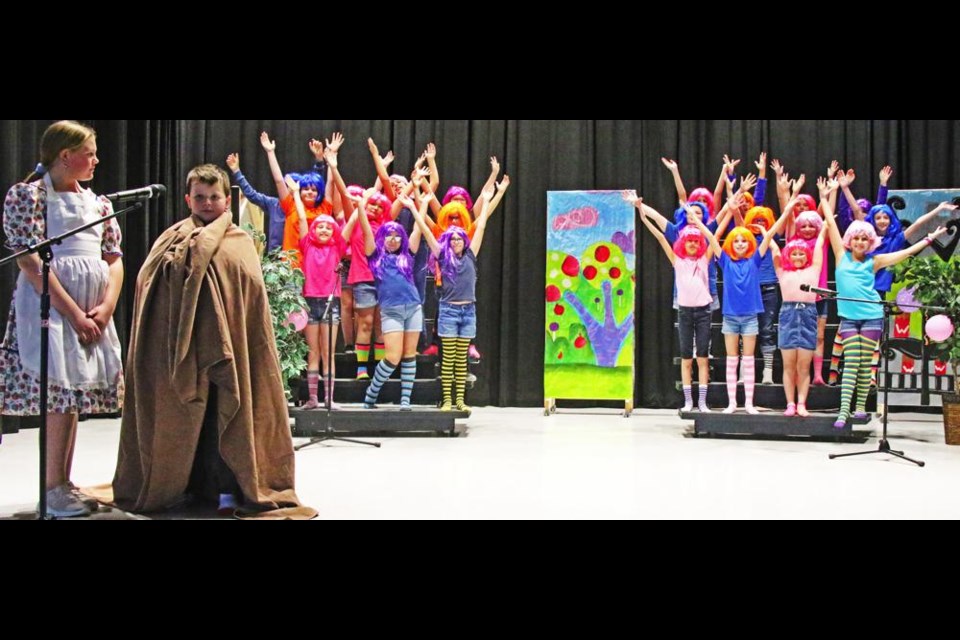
[364,358,397,405]
[857,334,880,412]
[698,384,709,411]
[828,332,844,385]
[400,357,416,407]
[869,340,881,386]
[762,350,774,378]
[355,343,371,378]
[725,356,739,407]
[307,369,320,403]
[838,334,862,421]
[682,385,693,409]
[742,357,756,408]
[374,341,385,362]
[440,337,457,407]
[324,376,335,407]
[455,338,470,409]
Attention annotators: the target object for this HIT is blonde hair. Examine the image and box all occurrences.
[24,120,96,182]
[185,164,231,196]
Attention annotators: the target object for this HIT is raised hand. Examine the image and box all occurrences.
[323,147,338,168]
[755,151,767,172]
[838,168,855,188]
[770,159,784,176]
[309,138,324,160]
[425,142,436,160]
[827,160,839,180]
[284,175,301,194]
[226,153,239,172]
[739,172,757,193]
[879,165,894,186]
[259,131,275,152]
[497,175,511,192]
[382,149,395,169]
[621,189,639,206]
[490,156,500,175]
[326,132,344,153]
[723,154,741,174]
[792,173,806,195]
[661,157,678,172]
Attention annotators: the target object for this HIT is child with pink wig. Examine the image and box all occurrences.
[288,177,348,410]
[765,195,830,416]
[825,182,948,427]
[638,197,717,412]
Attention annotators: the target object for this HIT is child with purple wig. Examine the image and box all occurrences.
[353,188,423,410]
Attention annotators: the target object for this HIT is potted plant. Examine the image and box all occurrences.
[245,227,309,401]
[894,255,960,443]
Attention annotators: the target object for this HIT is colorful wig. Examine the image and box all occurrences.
[857,198,873,212]
[722,226,758,260]
[744,206,776,235]
[307,214,341,248]
[842,220,882,252]
[442,186,474,212]
[429,226,472,283]
[437,202,474,233]
[672,201,710,229]
[780,238,814,271]
[794,194,817,216]
[371,221,415,282]
[295,171,326,204]
[793,210,824,237]
[740,191,755,210]
[688,188,716,216]
[365,191,393,224]
[672,225,708,260]
[865,204,903,246]
[347,184,364,199]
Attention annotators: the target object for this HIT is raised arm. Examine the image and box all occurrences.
[811,218,829,272]
[904,201,958,241]
[631,194,675,264]
[877,164,893,205]
[771,158,790,212]
[685,201,719,260]
[260,131,288,201]
[874,226,948,271]
[470,185,496,256]
[424,143,440,194]
[390,169,424,220]
[368,138,397,201]
[661,157,688,203]
[324,146,354,218]
[820,177,845,262]
[357,188,377,256]
[759,196,797,256]
[484,174,511,218]
[407,191,440,256]
[226,152,276,210]
[286,175,308,240]
[473,156,500,220]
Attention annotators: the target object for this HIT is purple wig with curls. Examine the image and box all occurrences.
[780,238,814,271]
[371,221,415,283]
[429,226,471,283]
[672,225,708,260]
[442,186,474,212]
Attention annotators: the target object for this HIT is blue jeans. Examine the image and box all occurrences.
[758,284,780,355]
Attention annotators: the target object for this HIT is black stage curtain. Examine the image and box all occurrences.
[3,120,960,407]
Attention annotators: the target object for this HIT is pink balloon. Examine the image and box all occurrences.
[925,314,954,342]
[285,309,309,332]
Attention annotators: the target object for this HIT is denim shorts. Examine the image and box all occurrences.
[838,317,883,334]
[352,282,378,309]
[380,303,423,334]
[778,301,818,350]
[306,296,341,325]
[722,314,759,336]
[678,304,712,358]
[437,301,477,339]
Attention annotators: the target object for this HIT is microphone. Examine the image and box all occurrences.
[104,184,167,201]
[799,284,836,297]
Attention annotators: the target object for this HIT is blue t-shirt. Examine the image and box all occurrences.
[719,252,764,316]
[871,231,906,293]
[836,252,882,320]
[753,232,779,285]
[373,252,421,308]
[438,248,477,303]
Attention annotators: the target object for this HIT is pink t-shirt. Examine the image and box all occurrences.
[299,228,347,298]
[674,255,713,307]
[347,216,383,285]
[776,265,818,303]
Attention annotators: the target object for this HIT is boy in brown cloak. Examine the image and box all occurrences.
[110,164,316,519]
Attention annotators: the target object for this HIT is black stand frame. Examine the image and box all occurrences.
[827,293,944,467]
[295,295,380,450]
[0,201,143,519]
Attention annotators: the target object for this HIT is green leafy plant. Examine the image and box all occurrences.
[245,225,308,399]
[894,255,960,393]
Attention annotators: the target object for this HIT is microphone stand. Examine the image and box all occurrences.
[295,295,380,450]
[0,202,143,519]
[821,290,945,467]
